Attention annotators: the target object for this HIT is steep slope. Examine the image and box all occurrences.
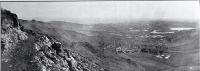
[1,9,30,71]
[19,20,83,31]
[19,19,90,43]
[1,9,103,71]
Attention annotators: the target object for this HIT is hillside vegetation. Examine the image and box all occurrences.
[2,9,199,71]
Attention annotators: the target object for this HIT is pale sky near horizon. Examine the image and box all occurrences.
[1,1,200,24]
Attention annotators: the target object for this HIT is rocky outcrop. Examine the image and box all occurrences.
[1,9,103,71]
[33,36,77,71]
[1,9,28,60]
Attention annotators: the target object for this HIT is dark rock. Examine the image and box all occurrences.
[1,9,104,71]
[51,42,62,54]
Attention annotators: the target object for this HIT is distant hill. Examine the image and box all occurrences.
[20,20,84,30]
[19,19,90,42]
[47,21,84,30]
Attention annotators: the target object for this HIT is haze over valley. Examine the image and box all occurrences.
[1,1,200,71]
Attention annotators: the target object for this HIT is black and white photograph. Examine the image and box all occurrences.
[1,1,200,71]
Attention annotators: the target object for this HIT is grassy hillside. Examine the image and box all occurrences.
[18,18,199,71]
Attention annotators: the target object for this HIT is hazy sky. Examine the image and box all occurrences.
[1,1,200,24]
